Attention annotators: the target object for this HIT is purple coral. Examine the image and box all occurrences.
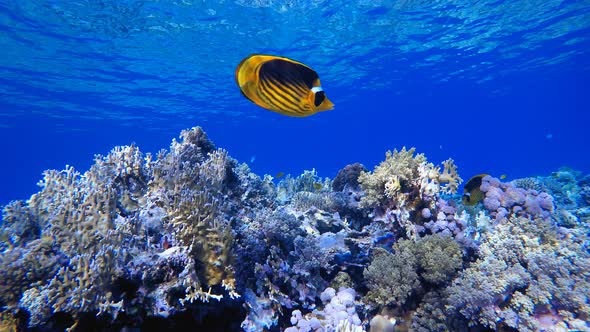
[480,176,554,221]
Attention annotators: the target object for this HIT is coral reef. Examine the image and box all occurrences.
[332,163,367,192]
[364,234,462,308]
[480,175,554,222]
[357,147,463,240]
[0,126,588,332]
[446,216,590,331]
[285,287,364,332]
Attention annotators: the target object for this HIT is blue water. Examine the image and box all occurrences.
[1,0,589,204]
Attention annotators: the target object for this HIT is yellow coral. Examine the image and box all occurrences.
[438,159,462,194]
[0,311,18,332]
[358,147,425,208]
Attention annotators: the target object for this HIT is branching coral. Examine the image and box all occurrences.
[0,237,62,306]
[28,165,118,255]
[410,291,449,332]
[332,163,367,192]
[151,128,239,301]
[358,147,461,209]
[276,169,332,203]
[1,127,245,329]
[446,216,590,331]
[412,235,463,284]
[364,247,419,307]
[291,191,347,213]
[0,200,40,248]
[3,125,589,332]
[358,147,462,239]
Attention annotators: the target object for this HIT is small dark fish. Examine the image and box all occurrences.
[313,182,323,191]
[462,174,489,206]
[235,54,334,117]
[275,171,285,179]
[162,236,170,250]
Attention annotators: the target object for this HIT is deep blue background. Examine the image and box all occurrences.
[1,60,588,204]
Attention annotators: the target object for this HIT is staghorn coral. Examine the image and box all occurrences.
[276,169,332,203]
[91,144,152,215]
[2,125,589,331]
[3,127,246,329]
[412,235,463,284]
[28,165,118,256]
[0,237,62,306]
[512,177,547,192]
[165,187,235,295]
[0,200,40,248]
[446,216,590,331]
[150,129,240,301]
[410,291,450,332]
[291,191,347,213]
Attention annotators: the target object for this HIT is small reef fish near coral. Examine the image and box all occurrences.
[462,173,488,206]
[1,127,588,331]
[235,54,334,117]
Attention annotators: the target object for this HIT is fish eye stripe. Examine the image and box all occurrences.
[314,91,326,107]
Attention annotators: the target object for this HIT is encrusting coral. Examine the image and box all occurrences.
[0,126,588,331]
